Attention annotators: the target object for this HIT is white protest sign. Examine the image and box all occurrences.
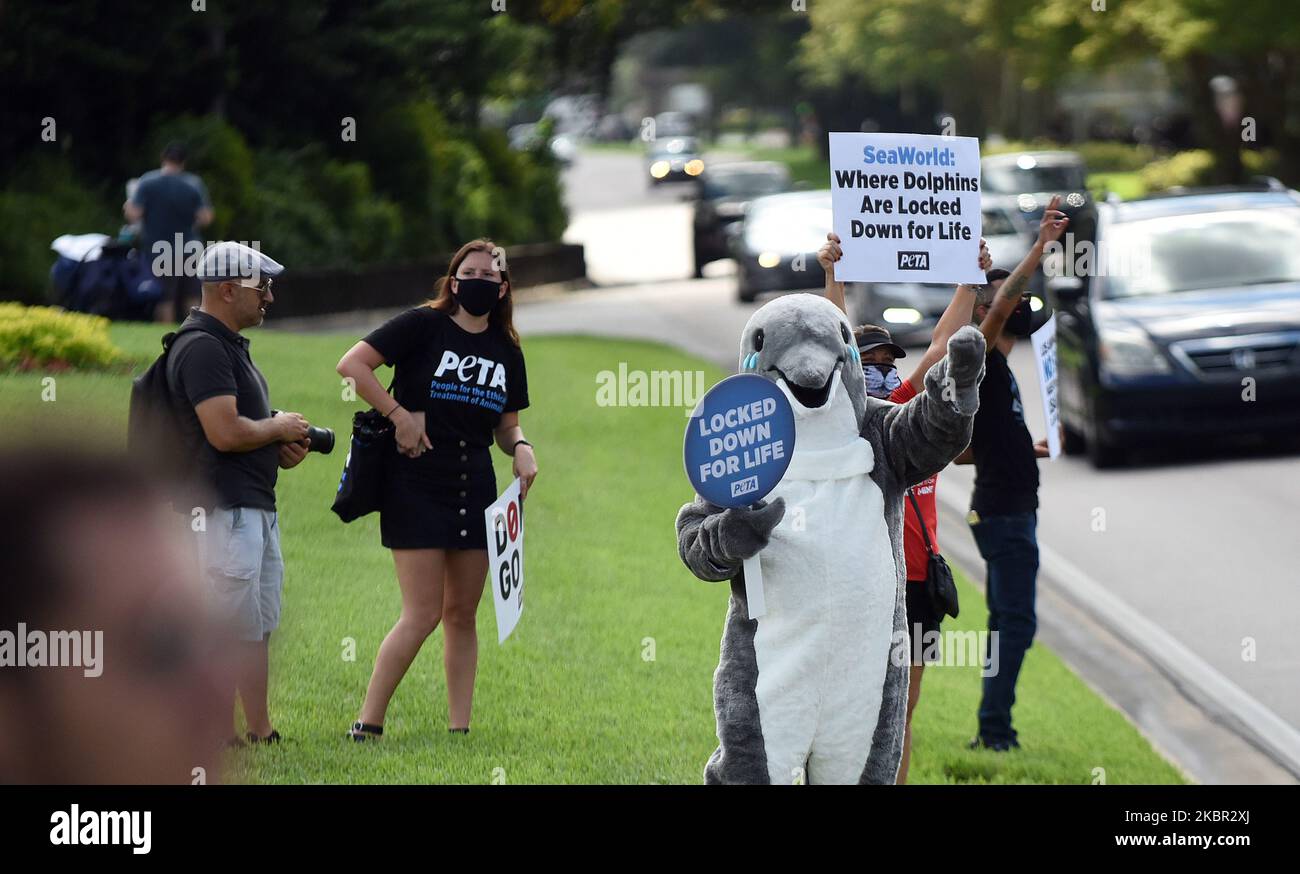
[829,132,984,285]
[484,477,525,643]
[1031,314,1061,459]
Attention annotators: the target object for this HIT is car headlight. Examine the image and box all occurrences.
[757,252,781,268]
[1099,325,1171,378]
[650,161,670,179]
[883,307,923,325]
[685,159,704,176]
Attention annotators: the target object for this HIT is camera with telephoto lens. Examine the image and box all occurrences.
[271,410,334,455]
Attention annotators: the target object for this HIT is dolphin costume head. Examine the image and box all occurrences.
[738,293,868,425]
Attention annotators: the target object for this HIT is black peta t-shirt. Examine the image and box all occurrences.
[363,307,529,448]
[970,348,1039,516]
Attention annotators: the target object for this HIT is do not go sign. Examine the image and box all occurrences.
[484,477,525,643]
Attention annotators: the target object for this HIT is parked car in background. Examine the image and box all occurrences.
[507,123,576,166]
[646,136,704,185]
[730,189,831,302]
[692,162,791,277]
[983,150,1097,243]
[846,196,1039,345]
[1050,183,1300,467]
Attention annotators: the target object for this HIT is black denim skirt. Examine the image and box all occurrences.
[379,444,497,550]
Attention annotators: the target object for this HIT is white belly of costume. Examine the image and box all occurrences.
[752,376,898,785]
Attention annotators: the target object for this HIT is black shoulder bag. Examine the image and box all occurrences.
[330,380,396,523]
[906,488,960,619]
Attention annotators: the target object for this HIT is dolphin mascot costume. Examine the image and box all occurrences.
[676,293,986,784]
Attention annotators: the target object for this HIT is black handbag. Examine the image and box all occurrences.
[330,406,395,523]
[906,488,960,619]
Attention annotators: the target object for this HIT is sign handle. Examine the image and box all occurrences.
[743,555,766,619]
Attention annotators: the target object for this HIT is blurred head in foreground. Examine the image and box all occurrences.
[0,452,232,784]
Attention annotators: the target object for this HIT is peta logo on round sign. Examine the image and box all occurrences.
[683,374,796,509]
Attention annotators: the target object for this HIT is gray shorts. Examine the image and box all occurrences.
[196,506,283,642]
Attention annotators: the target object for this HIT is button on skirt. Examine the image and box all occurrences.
[379,445,497,550]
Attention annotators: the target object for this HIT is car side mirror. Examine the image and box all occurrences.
[1046,274,1085,304]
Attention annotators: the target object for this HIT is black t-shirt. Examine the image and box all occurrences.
[363,307,529,448]
[970,348,1039,515]
[167,310,279,510]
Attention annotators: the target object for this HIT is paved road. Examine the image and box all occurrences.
[521,148,1300,781]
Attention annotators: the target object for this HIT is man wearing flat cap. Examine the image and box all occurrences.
[167,241,311,747]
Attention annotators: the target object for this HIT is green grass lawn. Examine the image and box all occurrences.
[0,321,1185,783]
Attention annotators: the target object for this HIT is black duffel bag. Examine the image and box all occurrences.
[331,408,395,523]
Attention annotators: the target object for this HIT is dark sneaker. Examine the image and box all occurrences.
[968,735,1015,752]
[246,730,282,745]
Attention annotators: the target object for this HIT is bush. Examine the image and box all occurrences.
[1139,148,1286,192]
[1140,150,1217,191]
[0,154,119,304]
[0,109,568,303]
[250,147,403,269]
[1073,141,1156,173]
[984,139,1155,173]
[354,101,566,256]
[0,303,122,371]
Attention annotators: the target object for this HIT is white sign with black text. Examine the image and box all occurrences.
[829,131,984,285]
[484,477,525,643]
[1031,314,1062,459]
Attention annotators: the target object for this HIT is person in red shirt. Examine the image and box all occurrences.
[818,232,990,783]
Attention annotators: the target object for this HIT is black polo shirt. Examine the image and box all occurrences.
[167,309,279,510]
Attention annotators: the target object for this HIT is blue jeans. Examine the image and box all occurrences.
[970,511,1039,744]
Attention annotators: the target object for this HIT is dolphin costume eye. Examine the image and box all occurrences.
[840,323,850,344]
[754,328,765,352]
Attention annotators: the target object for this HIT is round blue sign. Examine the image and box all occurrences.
[683,374,797,508]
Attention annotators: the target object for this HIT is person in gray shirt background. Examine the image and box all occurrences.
[124,141,214,323]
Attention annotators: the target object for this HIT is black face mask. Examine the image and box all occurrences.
[1006,300,1033,337]
[454,277,502,317]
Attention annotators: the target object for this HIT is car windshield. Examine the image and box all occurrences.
[745,199,831,252]
[981,208,1020,236]
[702,170,788,200]
[649,137,697,156]
[984,163,1086,194]
[1103,208,1300,298]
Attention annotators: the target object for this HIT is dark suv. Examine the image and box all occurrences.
[1048,183,1300,467]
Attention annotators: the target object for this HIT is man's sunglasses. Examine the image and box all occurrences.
[235,278,273,296]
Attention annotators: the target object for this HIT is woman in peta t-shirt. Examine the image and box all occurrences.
[336,239,537,741]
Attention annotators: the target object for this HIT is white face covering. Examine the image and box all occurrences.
[862,362,902,398]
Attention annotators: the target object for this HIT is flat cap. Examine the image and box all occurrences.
[196,241,284,283]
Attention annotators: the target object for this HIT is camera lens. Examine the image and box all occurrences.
[306,425,335,454]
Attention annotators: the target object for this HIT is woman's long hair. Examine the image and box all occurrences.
[427,239,520,347]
